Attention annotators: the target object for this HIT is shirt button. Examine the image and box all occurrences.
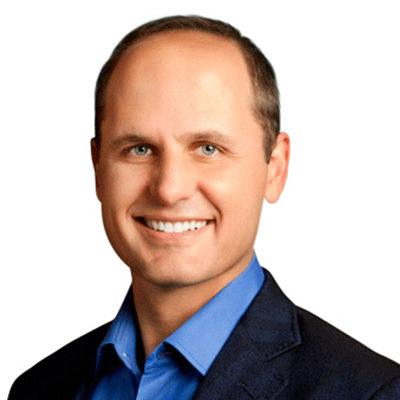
[158,351,173,359]
[123,353,127,357]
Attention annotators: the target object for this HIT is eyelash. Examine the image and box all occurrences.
[125,143,221,157]
[195,144,219,156]
[129,144,153,156]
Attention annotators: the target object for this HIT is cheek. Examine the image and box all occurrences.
[99,164,148,210]
[200,162,267,220]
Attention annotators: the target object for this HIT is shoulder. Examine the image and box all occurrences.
[297,306,399,371]
[258,269,400,378]
[237,270,400,398]
[291,306,400,397]
[8,322,111,400]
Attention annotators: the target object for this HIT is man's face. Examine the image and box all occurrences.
[93,31,282,289]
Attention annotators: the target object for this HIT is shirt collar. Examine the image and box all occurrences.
[95,253,265,377]
[164,253,265,375]
[95,287,140,375]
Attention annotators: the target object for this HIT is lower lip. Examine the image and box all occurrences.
[134,219,213,243]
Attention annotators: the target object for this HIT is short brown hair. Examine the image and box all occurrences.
[95,15,280,162]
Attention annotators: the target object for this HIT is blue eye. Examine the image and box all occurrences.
[131,145,152,156]
[198,144,218,156]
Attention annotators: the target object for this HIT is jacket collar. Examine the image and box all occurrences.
[193,269,301,400]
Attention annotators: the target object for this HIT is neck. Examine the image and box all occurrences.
[131,266,246,359]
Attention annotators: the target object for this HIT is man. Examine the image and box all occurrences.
[9,15,400,400]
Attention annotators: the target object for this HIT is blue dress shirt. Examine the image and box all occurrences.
[90,254,265,400]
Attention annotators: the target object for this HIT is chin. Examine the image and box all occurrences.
[129,255,218,289]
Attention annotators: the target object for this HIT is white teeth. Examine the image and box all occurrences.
[143,219,209,233]
[197,221,206,229]
[151,221,158,230]
[165,222,173,233]
[174,222,183,233]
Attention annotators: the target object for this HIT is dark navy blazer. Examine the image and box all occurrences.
[9,270,400,399]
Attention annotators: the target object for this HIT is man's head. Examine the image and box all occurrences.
[91,16,289,290]
[94,15,280,162]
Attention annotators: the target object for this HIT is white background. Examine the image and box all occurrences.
[1,0,399,396]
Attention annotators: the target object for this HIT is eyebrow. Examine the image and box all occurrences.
[110,130,237,149]
[110,134,152,151]
[182,130,236,147]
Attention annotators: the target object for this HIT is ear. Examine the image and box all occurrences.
[264,132,290,203]
[90,138,102,202]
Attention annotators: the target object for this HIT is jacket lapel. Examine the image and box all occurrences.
[63,323,112,400]
[194,270,301,400]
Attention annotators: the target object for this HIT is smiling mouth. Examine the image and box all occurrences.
[136,218,213,233]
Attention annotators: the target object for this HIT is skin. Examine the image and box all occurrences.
[92,31,290,358]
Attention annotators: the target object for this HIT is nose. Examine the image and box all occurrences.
[149,153,197,206]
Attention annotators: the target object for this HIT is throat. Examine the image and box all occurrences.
[131,280,216,359]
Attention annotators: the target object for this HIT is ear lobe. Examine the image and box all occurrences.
[90,138,102,202]
[264,132,290,203]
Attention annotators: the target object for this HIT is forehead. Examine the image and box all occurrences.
[112,30,251,81]
[107,31,253,104]
[102,30,258,140]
